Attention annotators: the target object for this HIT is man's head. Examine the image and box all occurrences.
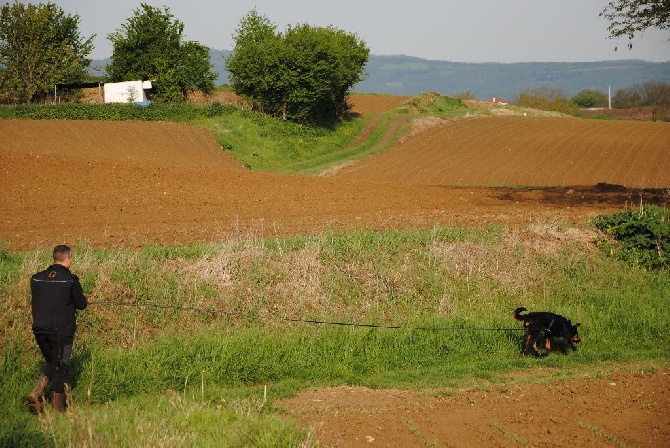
[53,245,72,268]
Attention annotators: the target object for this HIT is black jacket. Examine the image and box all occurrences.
[31,264,87,337]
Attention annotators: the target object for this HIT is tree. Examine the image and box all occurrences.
[515,86,580,115]
[571,89,608,108]
[224,10,285,114]
[613,81,670,120]
[0,1,93,103]
[106,3,216,102]
[226,10,369,124]
[613,84,645,108]
[600,1,670,50]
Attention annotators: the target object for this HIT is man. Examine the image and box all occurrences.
[27,245,87,412]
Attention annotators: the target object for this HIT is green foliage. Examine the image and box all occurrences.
[193,106,367,172]
[592,204,670,271]
[571,89,608,108]
[600,1,670,50]
[3,102,235,121]
[409,92,467,115]
[1,226,669,444]
[452,91,478,100]
[0,1,94,103]
[0,246,21,297]
[226,10,369,124]
[106,3,216,102]
[516,86,580,115]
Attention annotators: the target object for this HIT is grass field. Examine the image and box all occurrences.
[1,94,669,447]
[2,225,669,446]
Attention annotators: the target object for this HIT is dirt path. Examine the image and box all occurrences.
[282,367,670,447]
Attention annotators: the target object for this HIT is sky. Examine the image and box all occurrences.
[55,0,670,63]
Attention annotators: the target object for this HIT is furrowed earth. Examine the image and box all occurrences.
[1,95,669,446]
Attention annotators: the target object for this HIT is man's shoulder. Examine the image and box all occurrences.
[31,268,50,279]
[31,265,75,281]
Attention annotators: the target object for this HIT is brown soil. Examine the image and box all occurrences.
[282,367,669,447]
[2,104,667,251]
[334,116,670,189]
[2,95,669,446]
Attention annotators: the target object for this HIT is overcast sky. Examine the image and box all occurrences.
[55,0,670,63]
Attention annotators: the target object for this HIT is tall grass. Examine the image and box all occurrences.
[191,109,367,173]
[1,224,668,446]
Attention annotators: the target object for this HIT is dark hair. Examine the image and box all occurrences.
[53,245,72,262]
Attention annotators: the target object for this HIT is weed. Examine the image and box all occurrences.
[490,420,532,447]
[2,225,669,444]
[592,204,669,271]
[578,421,628,447]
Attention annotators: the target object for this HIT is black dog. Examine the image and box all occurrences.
[513,307,581,357]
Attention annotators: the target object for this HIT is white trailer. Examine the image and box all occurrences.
[103,80,153,104]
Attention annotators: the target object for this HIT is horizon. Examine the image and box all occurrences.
[57,0,670,64]
[90,49,670,65]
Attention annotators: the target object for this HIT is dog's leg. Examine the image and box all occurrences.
[520,333,533,357]
[545,337,551,353]
[529,331,542,357]
[532,339,542,357]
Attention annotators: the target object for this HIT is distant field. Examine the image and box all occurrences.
[333,115,670,188]
[348,94,411,114]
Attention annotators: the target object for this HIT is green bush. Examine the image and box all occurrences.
[592,204,670,271]
[409,92,466,116]
[1,102,236,121]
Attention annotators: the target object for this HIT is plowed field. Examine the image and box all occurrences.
[1,96,669,447]
[2,99,668,251]
[334,116,670,188]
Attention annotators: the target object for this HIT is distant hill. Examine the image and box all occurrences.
[357,55,670,100]
[91,50,670,102]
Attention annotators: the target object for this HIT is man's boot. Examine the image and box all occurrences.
[26,373,49,413]
[52,392,66,412]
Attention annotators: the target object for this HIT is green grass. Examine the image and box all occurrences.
[191,110,368,173]
[1,225,669,446]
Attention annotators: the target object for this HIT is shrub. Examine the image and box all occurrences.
[592,204,670,271]
[1,102,236,121]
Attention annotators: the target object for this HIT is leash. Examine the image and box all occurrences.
[88,301,524,332]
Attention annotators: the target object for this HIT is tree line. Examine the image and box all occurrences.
[0,2,368,124]
[514,82,670,120]
[1,1,667,123]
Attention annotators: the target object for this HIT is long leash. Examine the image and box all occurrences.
[88,301,525,332]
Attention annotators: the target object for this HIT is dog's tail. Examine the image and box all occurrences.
[513,307,527,321]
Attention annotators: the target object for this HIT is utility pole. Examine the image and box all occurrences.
[608,85,611,109]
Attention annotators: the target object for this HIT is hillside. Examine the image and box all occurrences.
[356,55,670,100]
[90,50,670,102]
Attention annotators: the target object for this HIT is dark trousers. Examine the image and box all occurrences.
[34,334,73,394]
